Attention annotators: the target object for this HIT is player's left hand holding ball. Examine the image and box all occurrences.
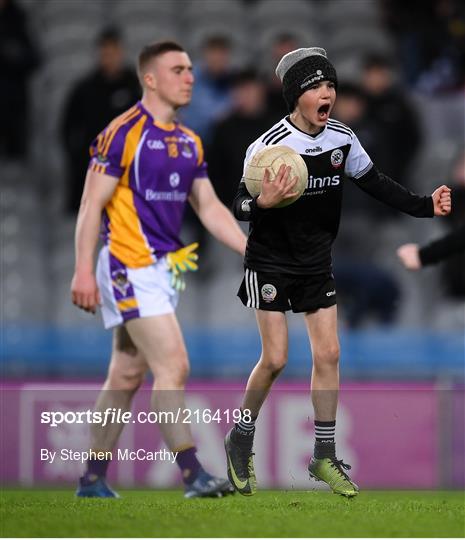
[257,165,299,209]
[432,185,452,216]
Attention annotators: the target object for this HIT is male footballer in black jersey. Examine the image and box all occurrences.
[224,47,452,498]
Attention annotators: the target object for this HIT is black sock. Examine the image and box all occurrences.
[314,420,336,459]
[231,410,256,447]
[314,420,336,443]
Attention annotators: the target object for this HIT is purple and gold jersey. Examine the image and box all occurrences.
[88,101,207,268]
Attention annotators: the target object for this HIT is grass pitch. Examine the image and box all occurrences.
[0,489,464,537]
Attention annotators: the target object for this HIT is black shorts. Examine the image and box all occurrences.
[238,268,337,313]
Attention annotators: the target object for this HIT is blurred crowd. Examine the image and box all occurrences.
[1,0,464,329]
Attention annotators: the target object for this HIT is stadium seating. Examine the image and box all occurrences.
[113,0,181,59]
[182,0,248,64]
[2,0,463,380]
[249,0,320,54]
[0,168,48,325]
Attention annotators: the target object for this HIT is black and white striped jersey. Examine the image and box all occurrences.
[233,116,434,275]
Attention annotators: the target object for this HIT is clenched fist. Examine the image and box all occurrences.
[432,185,452,216]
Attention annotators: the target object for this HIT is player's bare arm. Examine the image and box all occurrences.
[188,177,247,255]
[256,164,299,209]
[71,169,119,313]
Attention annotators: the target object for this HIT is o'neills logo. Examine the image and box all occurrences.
[300,70,324,89]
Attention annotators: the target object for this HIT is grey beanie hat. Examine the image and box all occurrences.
[275,47,338,112]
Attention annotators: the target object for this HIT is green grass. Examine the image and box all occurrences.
[0,489,464,537]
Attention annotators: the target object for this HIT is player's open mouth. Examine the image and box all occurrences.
[317,104,330,120]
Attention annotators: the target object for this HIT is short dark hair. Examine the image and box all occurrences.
[363,53,394,71]
[202,35,231,50]
[96,26,122,47]
[138,40,185,77]
[273,33,298,46]
[336,81,366,100]
[232,68,265,88]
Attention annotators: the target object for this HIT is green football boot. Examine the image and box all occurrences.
[308,457,359,498]
[224,428,257,496]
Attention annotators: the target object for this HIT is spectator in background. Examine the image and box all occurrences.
[334,257,401,328]
[331,82,367,131]
[397,223,465,270]
[332,82,373,215]
[331,81,401,328]
[441,147,465,297]
[207,68,276,208]
[265,33,299,122]
[179,35,234,145]
[398,148,465,298]
[383,0,465,94]
[61,27,140,213]
[0,0,40,161]
[361,54,421,196]
[179,35,235,273]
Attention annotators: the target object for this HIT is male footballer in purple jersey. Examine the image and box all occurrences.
[224,47,452,498]
[71,41,246,498]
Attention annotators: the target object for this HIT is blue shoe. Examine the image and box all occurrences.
[184,469,234,499]
[76,475,120,498]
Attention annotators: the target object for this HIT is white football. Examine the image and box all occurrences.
[244,145,308,208]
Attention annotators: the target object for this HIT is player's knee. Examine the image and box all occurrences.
[154,354,190,388]
[313,344,340,369]
[261,350,288,375]
[172,359,190,386]
[120,370,146,391]
[107,362,145,391]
